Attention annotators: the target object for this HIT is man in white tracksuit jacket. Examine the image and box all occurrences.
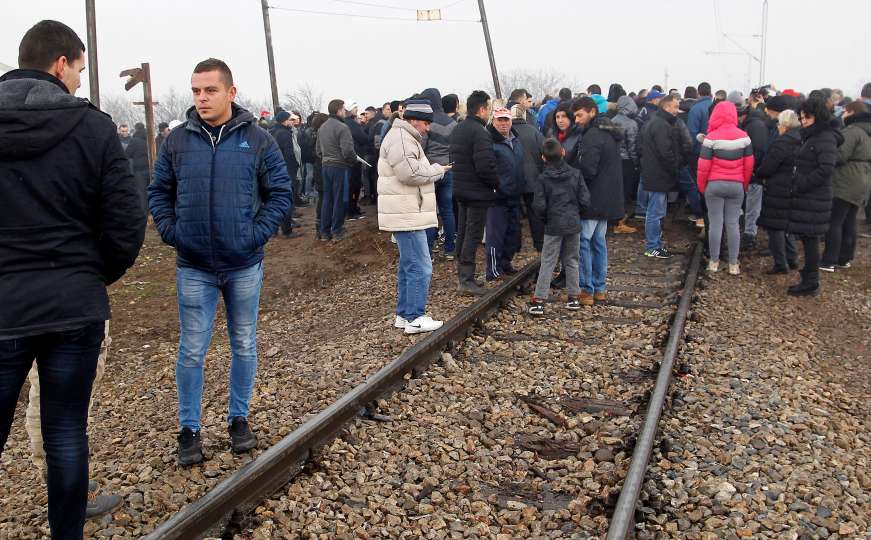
[377,99,449,334]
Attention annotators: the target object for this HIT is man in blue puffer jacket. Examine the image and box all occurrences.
[148,58,292,466]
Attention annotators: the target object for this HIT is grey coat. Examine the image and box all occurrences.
[832,112,871,207]
[612,96,639,163]
[316,116,356,168]
[511,117,545,194]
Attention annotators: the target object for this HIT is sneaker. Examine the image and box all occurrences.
[394,315,409,329]
[86,485,122,519]
[695,218,706,228]
[593,291,606,302]
[728,263,740,275]
[228,417,257,454]
[404,315,444,335]
[565,298,581,311]
[644,247,673,259]
[579,291,595,306]
[177,427,203,466]
[529,300,546,316]
[707,260,719,273]
[836,261,851,269]
[819,265,835,272]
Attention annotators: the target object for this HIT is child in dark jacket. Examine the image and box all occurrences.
[529,138,591,315]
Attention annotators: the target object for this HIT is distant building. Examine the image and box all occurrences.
[0,62,13,76]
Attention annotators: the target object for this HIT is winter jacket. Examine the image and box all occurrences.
[532,160,590,236]
[832,112,871,207]
[741,107,769,183]
[687,96,713,154]
[511,117,545,194]
[612,96,640,164]
[345,116,371,158]
[638,109,681,192]
[317,116,357,168]
[578,116,625,220]
[126,128,150,177]
[675,117,694,167]
[269,123,299,170]
[376,119,445,231]
[696,101,754,193]
[420,88,456,166]
[757,128,801,231]
[786,122,842,236]
[149,104,292,272]
[549,124,583,169]
[449,115,499,206]
[0,69,145,339]
[536,98,559,132]
[489,125,526,204]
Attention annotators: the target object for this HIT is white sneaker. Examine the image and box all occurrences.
[404,315,444,335]
[707,261,719,273]
[728,263,740,275]
[394,315,409,329]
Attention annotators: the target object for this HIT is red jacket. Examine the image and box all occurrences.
[696,101,754,193]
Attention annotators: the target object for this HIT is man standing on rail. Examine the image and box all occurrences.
[451,90,500,295]
[148,58,292,466]
[0,20,145,537]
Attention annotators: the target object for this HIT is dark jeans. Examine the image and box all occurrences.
[426,172,457,254]
[822,197,859,266]
[347,163,362,215]
[800,235,821,282]
[0,321,104,539]
[767,228,798,269]
[455,202,487,281]
[522,192,545,252]
[280,164,299,234]
[621,160,639,207]
[320,165,349,237]
[679,166,704,218]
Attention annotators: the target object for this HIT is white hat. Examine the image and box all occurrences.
[168,119,183,129]
[344,100,359,112]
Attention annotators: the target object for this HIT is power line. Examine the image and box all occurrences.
[268,4,479,23]
[326,0,416,12]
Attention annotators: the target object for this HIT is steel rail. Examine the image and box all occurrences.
[607,241,703,539]
[146,260,540,539]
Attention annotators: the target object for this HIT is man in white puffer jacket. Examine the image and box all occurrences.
[378,99,451,334]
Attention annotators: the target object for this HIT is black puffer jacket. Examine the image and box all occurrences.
[532,160,590,236]
[125,128,150,177]
[638,109,681,192]
[0,69,145,339]
[786,122,843,236]
[757,127,801,231]
[741,108,770,183]
[450,115,499,206]
[578,116,625,220]
[511,117,545,194]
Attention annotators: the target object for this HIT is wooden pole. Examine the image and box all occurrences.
[260,0,280,114]
[142,63,157,170]
[85,0,100,107]
[477,0,501,100]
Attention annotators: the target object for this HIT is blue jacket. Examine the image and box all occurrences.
[687,96,713,155]
[148,105,292,272]
[536,99,559,132]
[489,125,526,204]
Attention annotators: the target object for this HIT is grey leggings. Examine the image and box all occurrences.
[705,181,745,264]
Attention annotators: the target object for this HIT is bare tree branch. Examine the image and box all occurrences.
[100,94,144,126]
[281,83,324,118]
[155,88,191,123]
[483,68,583,104]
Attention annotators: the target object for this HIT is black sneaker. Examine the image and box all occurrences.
[229,417,257,454]
[565,298,581,311]
[528,301,545,316]
[177,428,203,466]
[819,265,835,272]
[644,247,673,259]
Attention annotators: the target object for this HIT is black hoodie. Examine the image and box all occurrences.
[578,116,625,220]
[0,69,145,339]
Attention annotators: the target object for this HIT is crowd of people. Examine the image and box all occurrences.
[1,18,869,540]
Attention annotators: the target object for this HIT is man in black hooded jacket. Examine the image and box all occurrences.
[0,20,145,538]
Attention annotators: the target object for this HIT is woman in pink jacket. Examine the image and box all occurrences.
[697,101,754,274]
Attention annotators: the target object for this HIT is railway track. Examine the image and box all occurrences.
[146,231,703,539]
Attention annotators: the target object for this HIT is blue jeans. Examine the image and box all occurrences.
[176,262,263,431]
[426,171,456,254]
[579,219,608,293]
[679,166,704,218]
[636,178,650,216]
[644,191,669,251]
[394,230,433,321]
[320,165,349,237]
[0,321,104,539]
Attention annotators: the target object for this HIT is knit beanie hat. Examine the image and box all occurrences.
[403,100,434,122]
[275,110,291,123]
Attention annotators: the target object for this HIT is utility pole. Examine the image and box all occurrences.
[84,0,100,108]
[121,64,157,171]
[260,0,280,115]
[759,0,769,85]
[476,0,501,100]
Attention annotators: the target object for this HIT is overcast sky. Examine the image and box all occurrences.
[4,0,869,114]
